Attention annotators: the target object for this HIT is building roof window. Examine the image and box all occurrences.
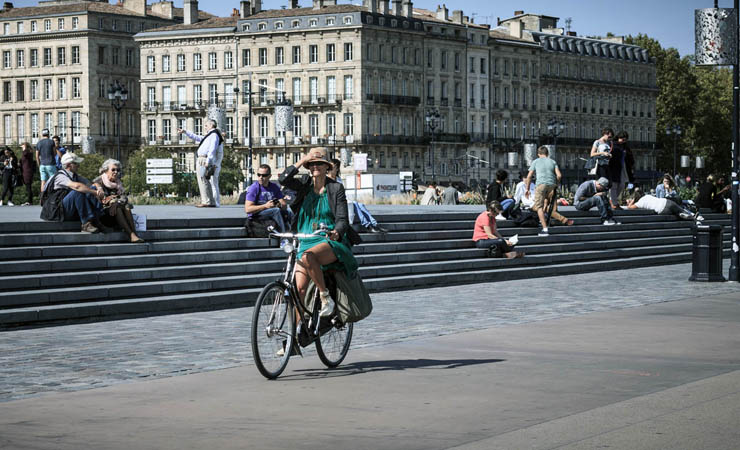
[292,19,300,28]
[326,17,335,25]
[258,22,266,30]
[343,16,352,25]
[309,18,318,27]
[242,23,250,31]
[275,21,283,29]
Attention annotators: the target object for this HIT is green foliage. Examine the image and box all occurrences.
[77,153,106,182]
[678,186,698,202]
[625,33,731,177]
[122,146,244,198]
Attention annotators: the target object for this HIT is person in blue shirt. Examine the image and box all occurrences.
[244,164,293,235]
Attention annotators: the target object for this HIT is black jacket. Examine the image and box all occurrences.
[609,142,635,184]
[278,165,362,246]
[486,182,505,205]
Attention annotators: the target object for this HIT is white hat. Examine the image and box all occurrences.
[61,152,84,166]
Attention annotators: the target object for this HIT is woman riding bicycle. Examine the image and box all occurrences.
[279,147,361,318]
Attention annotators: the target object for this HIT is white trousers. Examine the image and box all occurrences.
[197,156,221,207]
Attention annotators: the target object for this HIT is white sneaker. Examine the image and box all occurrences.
[319,295,335,317]
[679,211,693,220]
[7,201,14,207]
[538,228,549,237]
[695,215,705,222]
[0,200,3,206]
[603,219,616,225]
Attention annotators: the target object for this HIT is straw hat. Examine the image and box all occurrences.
[305,147,332,167]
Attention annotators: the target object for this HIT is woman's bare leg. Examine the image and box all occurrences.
[295,242,337,303]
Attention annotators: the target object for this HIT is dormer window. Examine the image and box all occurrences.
[275,21,283,29]
[439,27,445,34]
[343,16,352,25]
[391,19,397,27]
[292,20,300,28]
[403,21,409,28]
[309,19,318,27]
[378,17,385,26]
[45,19,51,31]
[258,22,267,30]
[366,16,373,24]
[326,17,335,26]
[242,23,250,31]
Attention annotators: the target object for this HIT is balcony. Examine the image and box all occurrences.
[365,93,421,106]
[440,97,449,106]
[454,98,462,107]
[250,94,345,109]
[361,134,427,145]
[426,97,435,106]
[141,101,233,113]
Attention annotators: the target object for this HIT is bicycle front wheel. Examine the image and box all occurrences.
[315,319,353,368]
[251,282,296,379]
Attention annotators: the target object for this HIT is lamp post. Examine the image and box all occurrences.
[546,119,565,148]
[695,2,740,281]
[107,80,128,162]
[666,125,682,177]
[425,109,440,182]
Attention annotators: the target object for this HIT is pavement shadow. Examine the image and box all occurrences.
[283,358,505,380]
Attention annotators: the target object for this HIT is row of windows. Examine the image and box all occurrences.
[241,15,354,32]
[1,111,83,142]
[2,78,82,102]
[487,119,655,143]
[145,76,355,105]
[492,58,538,78]
[367,43,422,66]
[145,113,356,142]
[1,46,80,69]
[545,60,654,85]
[2,17,80,35]
[98,46,137,66]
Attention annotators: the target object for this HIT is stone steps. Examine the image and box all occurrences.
[0,209,732,329]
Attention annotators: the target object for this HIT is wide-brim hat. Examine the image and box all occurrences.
[305,147,332,167]
[61,152,84,165]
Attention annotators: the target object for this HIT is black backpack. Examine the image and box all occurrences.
[39,172,70,222]
[244,217,279,238]
[513,210,541,228]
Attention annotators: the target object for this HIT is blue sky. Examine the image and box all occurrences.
[11,0,712,57]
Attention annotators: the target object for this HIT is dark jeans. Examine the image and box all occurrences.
[25,180,33,205]
[62,190,103,224]
[475,238,513,255]
[575,195,613,221]
[1,171,13,202]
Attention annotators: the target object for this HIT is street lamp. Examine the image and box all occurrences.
[546,119,565,147]
[107,80,128,162]
[425,109,440,182]
[666,125,682,177]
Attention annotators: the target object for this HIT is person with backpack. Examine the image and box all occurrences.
[40,152,107,233]
[177,119,223,208]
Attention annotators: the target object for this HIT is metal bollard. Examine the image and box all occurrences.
[689,224,726,282]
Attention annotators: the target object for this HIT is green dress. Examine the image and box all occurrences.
[296,190,358,276]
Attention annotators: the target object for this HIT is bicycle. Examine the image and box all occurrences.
[251,225,353,379]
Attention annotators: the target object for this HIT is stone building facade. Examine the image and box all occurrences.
[0,0,211,158]
[134,2,658,189]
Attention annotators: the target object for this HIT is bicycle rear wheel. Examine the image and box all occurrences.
[315,318,353,368]
[251,282,296,379]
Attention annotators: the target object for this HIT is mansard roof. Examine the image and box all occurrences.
[0,1,215,21]
[530,31,651,63]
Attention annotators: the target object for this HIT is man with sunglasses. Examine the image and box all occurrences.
[244,164,293,238]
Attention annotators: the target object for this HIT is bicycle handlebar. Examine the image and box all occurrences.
[268,224,330,240]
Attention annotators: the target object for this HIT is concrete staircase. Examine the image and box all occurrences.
[0,209,732,329]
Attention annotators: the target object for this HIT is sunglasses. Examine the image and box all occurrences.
[307,162,326,169]
[257,173,271,178]
[110,168,121,172]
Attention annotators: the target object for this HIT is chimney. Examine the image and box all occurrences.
[451,9,462,24]
[436,4,448,21]
[514,10,524,16]
[2,2,13,11]
[250,0,262,14]
[122,0,146,16]
[291,0,299,7]
[378,0,389,14]
[402,0,412,18]
[312,0,323,10]
[363,0,377,13]
[510,20,522,39]
[392,0,402,15]
[151,1,174,20]
[567,31,577,37]
[240,1,249,18]
[183,0,198,25]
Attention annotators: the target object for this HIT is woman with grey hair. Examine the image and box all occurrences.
[93,158,144,243]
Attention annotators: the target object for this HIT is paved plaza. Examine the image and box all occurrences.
[1,261,739,449]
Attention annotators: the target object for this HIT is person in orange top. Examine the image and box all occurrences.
[472,201,524,259]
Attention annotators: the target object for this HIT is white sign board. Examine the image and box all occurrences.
[146,168,173,175]
[146,158,173,168]
[354,153,368,172]
[146,175,173,184]
[373,174,401,197]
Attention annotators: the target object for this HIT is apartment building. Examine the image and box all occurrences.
[0,0,211,157]
[498,11,659,184]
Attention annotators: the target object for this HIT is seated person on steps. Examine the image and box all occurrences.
[244,164,294,236]
[472,201,524,259]
[574,177,619,225]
